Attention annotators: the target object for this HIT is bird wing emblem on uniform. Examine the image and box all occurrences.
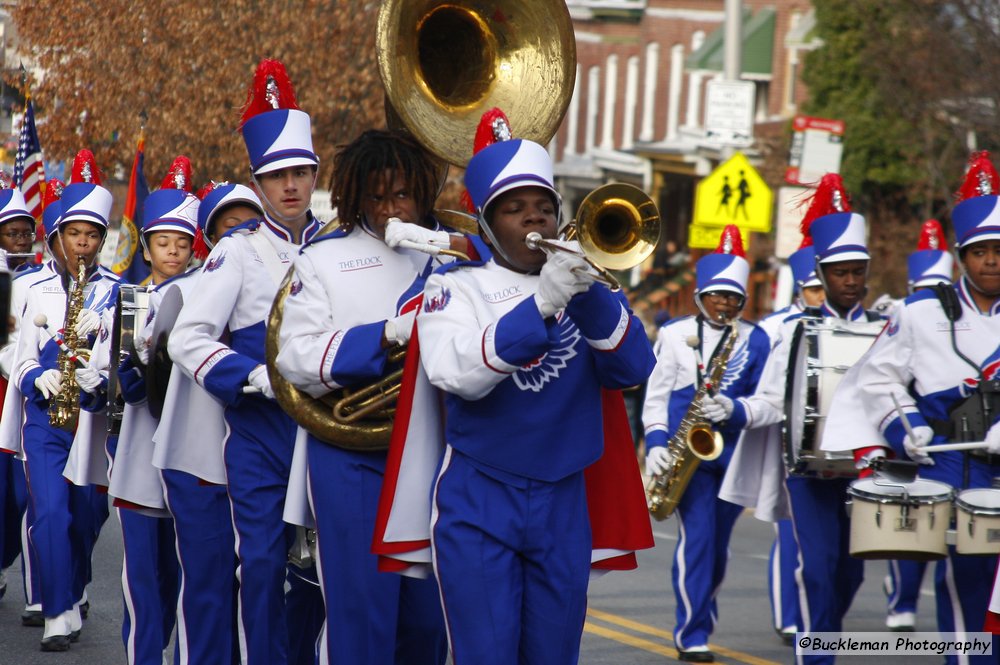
[205,253,226,272]
[718,338,749,392]
[512,317,581,393]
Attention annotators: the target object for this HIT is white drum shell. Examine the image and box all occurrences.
[954,488,1000,556]
[847,478,953,561]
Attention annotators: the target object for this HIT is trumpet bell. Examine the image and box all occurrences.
[376,0,576,166]
[576,183,660,271]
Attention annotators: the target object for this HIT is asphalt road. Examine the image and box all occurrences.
[0,499,952,664]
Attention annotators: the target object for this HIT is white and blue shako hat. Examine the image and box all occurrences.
[41,178,64,241]
[239,59,318,176]
[788,245,819,291]
[0,186,34,227]
[695,224,749,298]
[952,151,1000,249]
[908,219,953,289]
[60,150,113,232]
[142,156,200,244]
[803,173,869,264]
[196,182,263,253]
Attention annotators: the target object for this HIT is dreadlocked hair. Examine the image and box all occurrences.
[330,129,440,231]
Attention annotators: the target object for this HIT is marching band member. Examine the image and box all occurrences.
[0,180,65,626]
[167,59,324,665]
[0,186,38,272]
[642,225,770,663]
[880,219,953,633]
[6,150,119,650]
[415,136,655,665]
[93,157,200,665]
[149,181,263,665]
[717,174,880,665]
[842,153,1000,664]
[275,128,468,665]
[758,232,822,646]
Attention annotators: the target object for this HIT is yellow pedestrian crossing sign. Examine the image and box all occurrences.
[694,152,773,233]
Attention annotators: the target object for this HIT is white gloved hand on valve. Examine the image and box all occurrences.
[645,446,674,476]
[34,369,62,400]
[701,394,734,423]
[535,252,592,318]
[75,366,103,394]
[247,364,275,400]
[384,219,452,255]
[384,309,417,347]
[74,309,101,337]
[985,421,1000,455]
[902,425,935,465]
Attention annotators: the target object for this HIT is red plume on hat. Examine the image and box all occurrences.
[239,59,300,128]
[800,174,851,237]
[70,149,103,185]
[42,178,64,208]
[714,224,746,257]
[462,107,513,213]
[195,181,221,200]
[917,219,945,250]
[160,156,193,192]
[956,151,999,202]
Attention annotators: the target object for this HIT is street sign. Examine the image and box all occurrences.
[687,223,750,250]
[785,115,845,185]
[693,152,773,233]
[704,80,756,146]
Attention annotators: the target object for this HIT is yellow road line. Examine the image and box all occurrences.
[586,607,782,665]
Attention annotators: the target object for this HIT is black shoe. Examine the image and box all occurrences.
[21,609,44,627]
[678,648,715,663]
[40,634,71,652]
[69,629,81,643]
[776,627,796,646]
[78,601,89,620]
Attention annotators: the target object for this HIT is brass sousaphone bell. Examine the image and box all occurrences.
[264,0,578,451]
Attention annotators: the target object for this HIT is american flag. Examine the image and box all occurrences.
[13,99,46,231]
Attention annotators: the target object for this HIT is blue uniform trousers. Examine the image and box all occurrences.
[885,559,925,617]
[118,507,179,665]
[672,452,743,650]
[21,402,97,617]
[786,475,863,665]
[161,469,239,665]
[21,494,41,607]
[308,437,447,665]
[769,519,800,632]
[432,448,591,665]
[919,452,998,665]
[223,398,322,665]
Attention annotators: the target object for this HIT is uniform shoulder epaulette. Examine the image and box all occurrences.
[664,314,695,329]
[301,224,351,253]
[221,217,262,240]
[12,263,43,280]
[433,256,487,276]
[97,265,123,282]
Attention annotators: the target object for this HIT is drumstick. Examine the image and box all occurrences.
[33,315,89,369]
[922,441,990,453]
[241,385,261,394]
[686,335,708,384]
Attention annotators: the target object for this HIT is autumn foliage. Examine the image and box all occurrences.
[10,2,385,187]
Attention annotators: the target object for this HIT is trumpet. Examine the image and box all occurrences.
[525,183,660,290]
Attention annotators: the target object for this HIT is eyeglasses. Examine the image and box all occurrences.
[703,292,744,304]
[1,231,34,240]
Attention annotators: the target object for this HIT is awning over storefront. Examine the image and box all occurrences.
[685,7,775,80]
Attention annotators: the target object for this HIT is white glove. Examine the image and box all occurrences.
[535,252,592,318]
[247,364,275,400]
[384,219,452,255]
[645,447,674,476]
[34,369,62,400]
[74,309,101,337]
[75,366,102,394]
[902,425,935,465]
[384,309,417,346]
[133,335,151,367]
[985,421,1000,455]
[701,394,734,423]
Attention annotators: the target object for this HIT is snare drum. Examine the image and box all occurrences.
[954,488,1000,555]
[783,318,883,476]
[107,284,151,434]
[846,477,953,560]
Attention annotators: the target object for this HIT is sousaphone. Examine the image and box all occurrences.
[265,0,577,450]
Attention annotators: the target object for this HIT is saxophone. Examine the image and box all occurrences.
[646,318,739,520]
[49,256,88,431]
